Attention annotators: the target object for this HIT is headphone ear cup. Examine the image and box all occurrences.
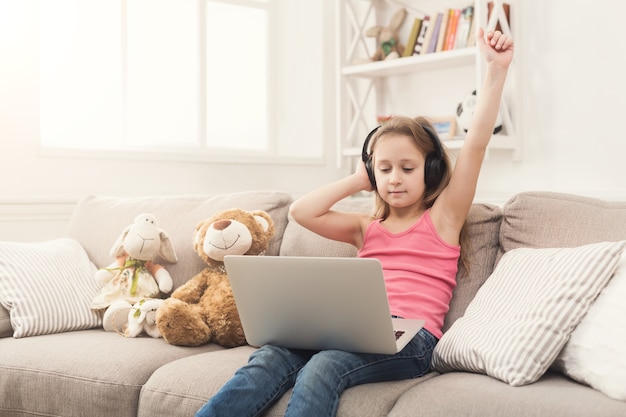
[362,126,380,189]
[424,154,444,189]
[422,124,446,190]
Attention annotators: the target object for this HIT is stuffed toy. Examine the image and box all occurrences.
[90,213,178,335]
[365,8,407,61]
[156,208,275,348]
[102,298,165,338]
[126,298,165,338]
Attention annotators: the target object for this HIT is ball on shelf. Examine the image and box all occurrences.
[456,90,502,134]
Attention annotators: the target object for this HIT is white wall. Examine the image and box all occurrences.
[1,0,626,241]
[475,0,626,202]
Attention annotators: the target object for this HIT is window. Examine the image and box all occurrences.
[39,0,270,154]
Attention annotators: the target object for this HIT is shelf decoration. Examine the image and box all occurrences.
[364,8,407,61]
[336,0,521,168]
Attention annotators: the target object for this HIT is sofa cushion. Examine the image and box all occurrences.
[138,346,439,417]
[554,250,626,401]
[432,240,625,386]
[0,329,221,417]
[498,191,626,259]
[0,238,102,338]
[443,203,502,332]
[67,191,293,290]
[390,371,626,417]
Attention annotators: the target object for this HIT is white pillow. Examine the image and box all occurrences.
[554,251,626,400]
[432,240,625,386]
[0,238,102,338]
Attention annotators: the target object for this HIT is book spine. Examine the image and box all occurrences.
[402,18,422,57]
[466,7,477,47]
[420,15,436,55]
[426,12,443,54]
[435,9,450,52]
[413,16,430,55]
[454,6,474,49]
[444,9,461,51]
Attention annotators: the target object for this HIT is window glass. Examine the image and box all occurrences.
[205,2,268,150]
[39,0,124,149]
[39,0,269,152]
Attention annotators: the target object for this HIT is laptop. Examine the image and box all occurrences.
[224,255,425,355]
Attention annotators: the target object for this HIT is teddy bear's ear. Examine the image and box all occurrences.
[253,215,270,233]
[193,219,210,244]
[250,211,272,232]
[110,225,132,258]
[158,231,179,263]
[251,210,275,239]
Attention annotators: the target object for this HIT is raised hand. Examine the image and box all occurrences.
[477,27,514,69]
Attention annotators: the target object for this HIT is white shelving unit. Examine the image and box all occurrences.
[335,0,521,168]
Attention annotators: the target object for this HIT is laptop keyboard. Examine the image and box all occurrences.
[394,330,405,340]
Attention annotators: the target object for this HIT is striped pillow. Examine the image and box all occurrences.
[0,238,102,338]
[432,240,626,386]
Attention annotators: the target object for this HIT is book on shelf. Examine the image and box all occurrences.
[413,16,431,55]
[401,3,478,57]
[454,6,474,49]
[466,7,477,47]
[420,15,437,55]
[426,12,443,54]
[402,18,422,57]
[443,9,461,51]
[435,10,450,52]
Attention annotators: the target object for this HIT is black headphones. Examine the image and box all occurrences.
[361,123,446,190]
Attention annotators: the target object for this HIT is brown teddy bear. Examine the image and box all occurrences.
[156,208,275,348]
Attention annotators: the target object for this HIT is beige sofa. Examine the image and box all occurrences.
[1,190,625,417]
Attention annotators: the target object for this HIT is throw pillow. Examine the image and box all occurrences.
[0,238,102,338]
[553,251,626,401]
[431,240,625,386]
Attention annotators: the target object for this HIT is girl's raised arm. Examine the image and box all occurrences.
[433,28,514,240]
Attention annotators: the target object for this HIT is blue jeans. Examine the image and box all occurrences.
[195,328,437,417]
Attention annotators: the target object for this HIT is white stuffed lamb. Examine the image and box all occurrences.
[90,213,178,335]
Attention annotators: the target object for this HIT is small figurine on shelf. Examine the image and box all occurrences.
[365,8,407,61]
[376,115,394,124]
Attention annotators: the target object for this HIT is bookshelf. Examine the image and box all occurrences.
[335,0,521,168]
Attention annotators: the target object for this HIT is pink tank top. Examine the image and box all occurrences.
[358,210,460,339]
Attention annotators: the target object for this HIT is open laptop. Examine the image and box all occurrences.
[224,255,424,355]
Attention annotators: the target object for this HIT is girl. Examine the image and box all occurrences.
[196,28,514,417]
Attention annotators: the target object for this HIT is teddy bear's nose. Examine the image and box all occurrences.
[213,220,231,231]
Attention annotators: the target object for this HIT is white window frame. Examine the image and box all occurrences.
[39,0,315,165]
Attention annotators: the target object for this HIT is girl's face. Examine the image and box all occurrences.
[373,134,426,209]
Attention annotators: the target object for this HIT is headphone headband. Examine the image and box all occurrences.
[422,124,444,160]
[361,126,380,188]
